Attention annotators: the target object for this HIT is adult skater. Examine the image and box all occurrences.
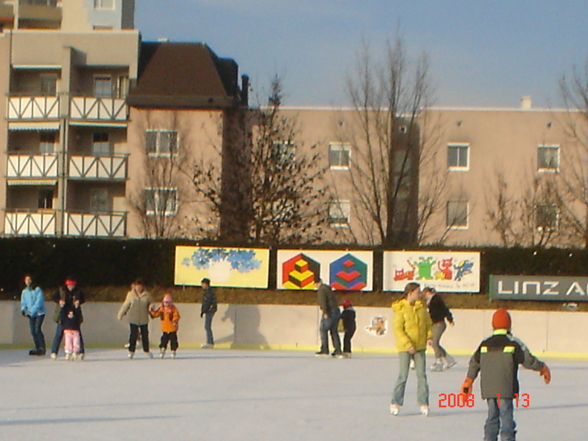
[390,282,432,416]
[461,308,551,441]
[423,287,456,371]
[315,278,343,358]
[200,278,217,349]
[50,277,86,360]
[20,275,46,356]
[118,278,154,359]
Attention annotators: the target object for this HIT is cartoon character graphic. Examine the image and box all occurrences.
[393,260,415,281]
[414,257,435,280]
[435,258,453,280]
[365,316,387,336]
[454,260,474,281]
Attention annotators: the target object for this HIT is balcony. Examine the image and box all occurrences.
[4,209,56,236]
[70,97,128,122]
[7,96,60,120]
[7,154,58,179]
[65,211,126,238]
[68,154,127,180]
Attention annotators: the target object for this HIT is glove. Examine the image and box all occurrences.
[200,312,204,318]
[22,311,26,317]
[539,364,551,384]
[461,377,474,395]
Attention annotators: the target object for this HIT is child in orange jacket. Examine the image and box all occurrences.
[149,293,180,359]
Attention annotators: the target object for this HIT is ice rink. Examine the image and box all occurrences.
[0,348,585,440]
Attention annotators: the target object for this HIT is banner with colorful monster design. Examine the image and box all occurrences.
[175,246,270,288]
[383,251,480,292]
[277,250,373,291]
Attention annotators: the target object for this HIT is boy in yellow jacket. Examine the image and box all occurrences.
[150,293,181,359]
[390,282,433,416]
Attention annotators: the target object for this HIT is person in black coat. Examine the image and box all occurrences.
[200,278,217,348]
[423,287,455,371]
[50,277,86,359]
[340,298,356,358]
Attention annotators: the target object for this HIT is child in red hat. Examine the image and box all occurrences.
[461,308,551,441]
[340,299,356,358]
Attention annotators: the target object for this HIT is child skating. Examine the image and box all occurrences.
[61,301,83,361]
[461,308,551,441]
[150,293,180,359]
[340,299,356,358]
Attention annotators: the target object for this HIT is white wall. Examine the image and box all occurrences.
[2,302,586,357]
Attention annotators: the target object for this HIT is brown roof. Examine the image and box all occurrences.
[128,42,241,109]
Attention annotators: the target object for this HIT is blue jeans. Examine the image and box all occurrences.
[484,398,516,441]
[319,310,342,354]
[28,315,46,352]
[392,350,429,406]
[51,322,85,355]
[204,312,215,345]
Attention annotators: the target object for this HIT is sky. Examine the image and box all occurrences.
[135,0,588,109]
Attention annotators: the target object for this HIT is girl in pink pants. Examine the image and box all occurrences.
[60,302,83,361]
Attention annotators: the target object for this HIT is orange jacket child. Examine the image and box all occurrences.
[149,293,180,358]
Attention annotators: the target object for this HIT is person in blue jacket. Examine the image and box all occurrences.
[20,275,46,356]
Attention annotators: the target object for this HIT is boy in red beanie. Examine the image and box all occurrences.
[461,308,551,441]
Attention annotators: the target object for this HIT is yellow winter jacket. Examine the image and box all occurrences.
[392,298,433,351]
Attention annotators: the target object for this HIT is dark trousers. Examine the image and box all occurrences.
[28,315,46,352]
[160,331,179,351]
[343,326,356,353]
[51,322,84,355]
[129,324,150,353]
[204,312,215,345]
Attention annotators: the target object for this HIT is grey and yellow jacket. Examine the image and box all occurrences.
[466,329,544,399]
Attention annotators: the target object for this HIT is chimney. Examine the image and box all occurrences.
[240,74,249,107]
[521,96,532,110]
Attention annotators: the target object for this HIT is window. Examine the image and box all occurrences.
[115,75,129,99]
[446,201,468,228]
[40,75,57,96]
[39,132,56,154]
[92,133,110,156]
[90,189,109,212]
[94,76,112,98]
[26,0,58,5]
[271,141,295,163]
[536,204,559,232]
[38,189,53,209]
[537,145,559,172]
[146,131,178,155]
[329,142,350,169]
[328,200,351,227]
[145,188,177,216]
[447,143,469,169]
[94,0,114,9]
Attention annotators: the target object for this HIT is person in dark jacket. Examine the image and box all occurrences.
[315,279,342,357]
[50,277,86,360]
[200,278,217,348]
[340,298,356,358]
[461,308,551,441]
[423,287,456,371]
[60,301,83,361]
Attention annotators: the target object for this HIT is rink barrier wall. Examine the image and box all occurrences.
[1,302,587,358]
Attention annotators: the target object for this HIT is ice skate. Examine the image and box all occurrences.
[159,348,166,359]
[443,355,457,370]
[390,404,400,415]
[50,353,57,360]
[171,351,176,359]
[420,405,429,416]
[128,351,134,359]
[145,351,153,359]
[343,352,352,358]
[64,353,71,361]
[431,360,444,371]
[201,344,214,349]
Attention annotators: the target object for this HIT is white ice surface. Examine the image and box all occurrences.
[0,349,585,441]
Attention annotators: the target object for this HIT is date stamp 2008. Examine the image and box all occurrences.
[438,393,531,408]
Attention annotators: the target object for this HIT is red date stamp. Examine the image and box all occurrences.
[438,393,531,408]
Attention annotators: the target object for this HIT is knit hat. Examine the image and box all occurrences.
[492,308,511,329]
[341,298,353,309]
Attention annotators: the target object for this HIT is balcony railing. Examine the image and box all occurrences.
[8,96,60,120]
[4,210,56,236]
[68,154,127,180]
[65,211,126,238]
[7,154,58,178]
[70,97,128,122]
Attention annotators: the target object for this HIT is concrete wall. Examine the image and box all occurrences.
[2,301,586,357]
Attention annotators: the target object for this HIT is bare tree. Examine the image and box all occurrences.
[193,75,328,244]
[335,36,446,247]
